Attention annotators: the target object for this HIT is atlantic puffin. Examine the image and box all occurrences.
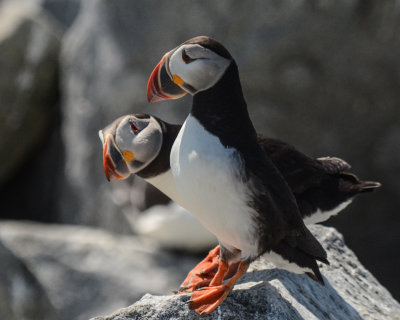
[100,113,380,294]
[143,36,338,315]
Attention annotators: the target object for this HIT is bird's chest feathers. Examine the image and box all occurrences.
[171,116,240,202]
[170,116,259,256]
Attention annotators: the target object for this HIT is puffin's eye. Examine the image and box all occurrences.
[129,120,140,134]
[182,49,194,64]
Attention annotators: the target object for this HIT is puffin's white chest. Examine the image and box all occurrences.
[170,115,259,259]
[145,170,184,206]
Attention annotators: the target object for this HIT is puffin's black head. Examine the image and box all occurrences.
[147,36,233,103]
[99,113,163,181]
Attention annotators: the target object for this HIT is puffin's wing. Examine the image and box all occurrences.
[245,150,328,265]
[244,148,308,241]
[275,226,329,284]
[256,135,329,193]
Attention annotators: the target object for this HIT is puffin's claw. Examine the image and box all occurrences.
[177,245,221,294]
[188,261,250,315]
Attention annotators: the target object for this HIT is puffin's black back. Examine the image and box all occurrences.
[191,60,326,263]
[257,136,381,218]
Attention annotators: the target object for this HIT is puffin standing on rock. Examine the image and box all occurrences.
[101,36,380,315]
[146,36,329,315]
[100,113,381,300]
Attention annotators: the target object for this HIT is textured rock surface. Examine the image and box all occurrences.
[0,221,201,320]
[0,240,60,320]
[92,225,400,320]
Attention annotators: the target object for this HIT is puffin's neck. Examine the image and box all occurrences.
[191,61,258,149]
[136,121,181,179]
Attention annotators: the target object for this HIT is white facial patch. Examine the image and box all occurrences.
[115,116,163,173]
[168,44,231,94]
[98,130,105,145]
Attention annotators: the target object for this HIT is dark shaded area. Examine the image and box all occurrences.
[0,118,64,222]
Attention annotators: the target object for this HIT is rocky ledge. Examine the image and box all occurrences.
[92,225,400,320]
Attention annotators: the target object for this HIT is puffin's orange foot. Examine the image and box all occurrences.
[188,285,232,315]
[179,261,240,293]
[188,261,250,315]
[179,277,213,293]
[178,246,220,293]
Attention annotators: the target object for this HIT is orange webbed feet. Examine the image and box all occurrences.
[188,261,250,315]
[178,245,220,293]
[189,284,230,315]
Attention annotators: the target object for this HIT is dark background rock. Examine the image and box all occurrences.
[0,1,64,222]
[0,0,399,304]
[0,2,60,184]
[40,0,81,31]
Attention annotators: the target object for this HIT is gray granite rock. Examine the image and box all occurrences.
[0,240,60,320]
[0,221,201,320]
[92,225,400,320]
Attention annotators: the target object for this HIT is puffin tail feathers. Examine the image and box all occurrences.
[294,227,329,265]
[306,270,324,285]
[272,239,326,285]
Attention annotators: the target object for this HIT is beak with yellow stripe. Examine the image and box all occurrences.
[147,51,187,103]
[147,36,232,103]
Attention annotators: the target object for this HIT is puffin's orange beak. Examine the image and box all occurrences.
[102,135,130,181]
[147,54,187,103]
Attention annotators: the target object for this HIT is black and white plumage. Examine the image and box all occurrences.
[102,36,381,315]
[101,112,327,277]
[100,113,380,226]
[146,36,333,314]
[257,138,381,224]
